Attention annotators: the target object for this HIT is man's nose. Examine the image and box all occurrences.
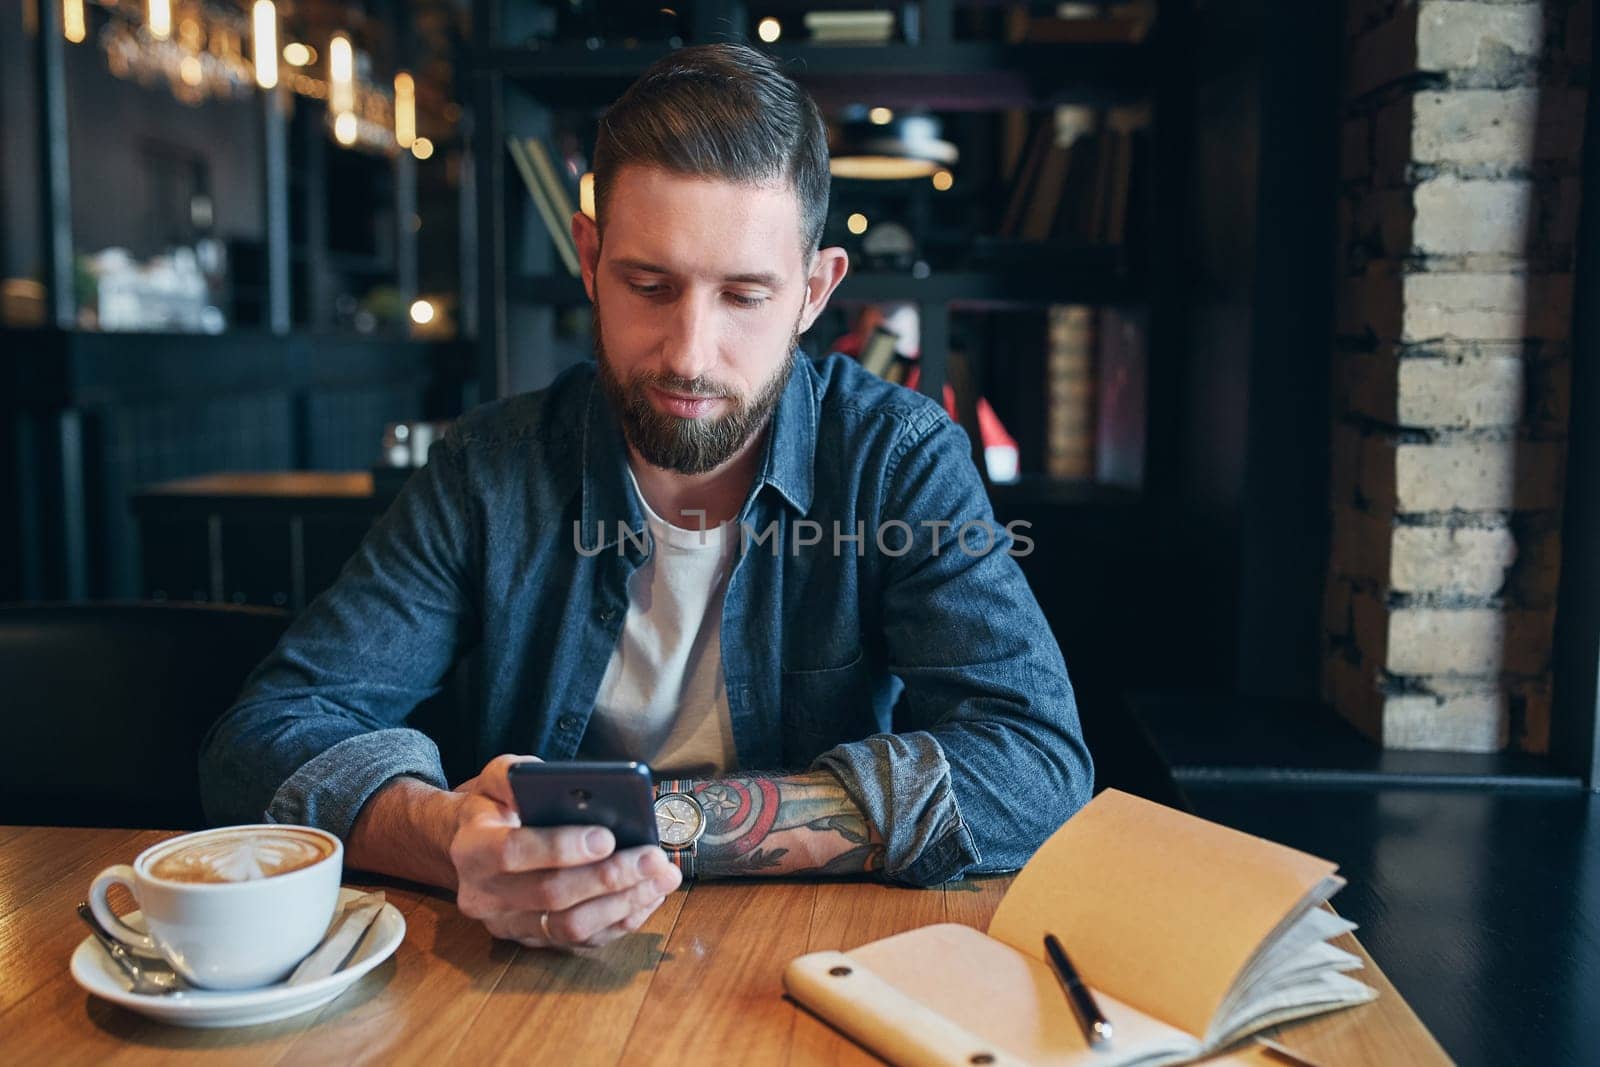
[657,294,720,387]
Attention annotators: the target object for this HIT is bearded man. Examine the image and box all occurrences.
[202,42,1092,950]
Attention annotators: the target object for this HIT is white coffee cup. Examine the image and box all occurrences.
[88,824,343,990]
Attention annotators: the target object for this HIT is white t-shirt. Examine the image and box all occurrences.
[578,464,740,776]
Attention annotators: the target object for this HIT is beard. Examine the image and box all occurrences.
[593,296,802,475]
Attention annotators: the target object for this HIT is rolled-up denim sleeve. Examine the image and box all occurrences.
[198,437,479,840]
[815,413,1094,886]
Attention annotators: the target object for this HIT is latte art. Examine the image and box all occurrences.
[148,830,334,884]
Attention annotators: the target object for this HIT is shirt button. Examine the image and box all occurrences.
[558,715,580,731]
[597,607,617,623]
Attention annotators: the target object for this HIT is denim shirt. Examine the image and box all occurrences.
[199,351,1093,886]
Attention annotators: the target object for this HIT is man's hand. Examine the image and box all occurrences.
[346,755,680,950]
[448,755,681,948]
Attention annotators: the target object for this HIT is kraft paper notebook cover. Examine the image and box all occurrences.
[784,790,1377,1067]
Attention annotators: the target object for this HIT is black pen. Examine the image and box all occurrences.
[1044,933,1114,1049]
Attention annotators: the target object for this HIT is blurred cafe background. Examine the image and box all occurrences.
[6,0,1600,769]
[4,6,1600,1060]
[6,0,1600,772]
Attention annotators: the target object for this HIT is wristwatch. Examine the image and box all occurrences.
[653,779,706,880]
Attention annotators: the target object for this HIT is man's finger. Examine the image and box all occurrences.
[515,875,672,948]
[461,822,617,881]
[547,898,663,950]
[554,877,674,944]
[467,753,541,810]
[482,845,670,912]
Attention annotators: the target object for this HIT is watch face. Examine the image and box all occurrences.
[654,793,704,848]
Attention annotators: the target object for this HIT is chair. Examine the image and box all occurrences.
[0,602,290,830]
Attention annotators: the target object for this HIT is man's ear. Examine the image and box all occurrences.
[573,212,600,302]
[798,247,850,334]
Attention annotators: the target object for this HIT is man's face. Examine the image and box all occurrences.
[584,165,815,475]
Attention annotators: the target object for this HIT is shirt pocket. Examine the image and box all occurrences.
[779,648,875,766]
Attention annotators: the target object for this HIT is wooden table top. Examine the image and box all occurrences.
[0,826,1451,1065]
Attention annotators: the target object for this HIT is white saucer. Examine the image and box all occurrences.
[70,887,406,1028]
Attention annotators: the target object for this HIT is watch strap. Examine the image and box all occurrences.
[657,778,699,881]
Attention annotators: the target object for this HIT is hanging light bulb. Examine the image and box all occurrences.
[329,33,354,114]
[411,137,434,160]
[394,71,415,149]
[147,0,171,41]
[334,111,358,145]
[63,0,86,44]
[252,1,278,90]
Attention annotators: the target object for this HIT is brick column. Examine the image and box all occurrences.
[1325,0,1589,751]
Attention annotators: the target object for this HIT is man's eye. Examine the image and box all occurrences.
[727,294,765,308]
[629,283,664,297]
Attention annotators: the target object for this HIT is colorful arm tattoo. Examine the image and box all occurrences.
[682,771,886,878]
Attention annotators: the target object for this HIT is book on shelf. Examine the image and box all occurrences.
[997,104,1147,250]
[805,11,896,44]
[1094,304,1147,489]
[507,136,581,278]
[1047,305,1096,480]
[858,325,901,379]
[829,310,1019,483]
[1006,1,1157,44]
[785,788,1377,1067]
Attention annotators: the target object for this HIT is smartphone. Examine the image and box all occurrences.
[507,760,659,850]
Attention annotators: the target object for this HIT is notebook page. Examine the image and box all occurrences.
[986,789,1339,1039]
[841,923,1200,1067]
[1208,970,1379,1049]
[1215,900,1356,1023]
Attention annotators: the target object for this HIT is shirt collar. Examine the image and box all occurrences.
[578,349,816,554]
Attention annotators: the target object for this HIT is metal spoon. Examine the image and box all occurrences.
[75,902,187,996]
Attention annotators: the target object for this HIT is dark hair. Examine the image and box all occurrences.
[593,42,830,260]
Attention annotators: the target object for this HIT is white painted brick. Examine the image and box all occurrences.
[1383,690,1507,751]
[1416,2,1542,73]
[1413,176,1533,255]
[1394,439,1564,511]
[1401,272,1526,341]
[1390,524,1516,594]
[1387,606,1504,673]
[1413,90,1538,165]
[1396,354,1525,427]
[1395,440,1512,510]
[1401,273,1572,343]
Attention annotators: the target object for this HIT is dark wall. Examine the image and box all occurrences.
[3,330,469,602]
[1,0,41,280]
[1235,2,1341,701]
[62,36,265,257]
[1172,0,1340,703]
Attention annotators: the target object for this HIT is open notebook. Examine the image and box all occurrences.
[785,790,1377,1067]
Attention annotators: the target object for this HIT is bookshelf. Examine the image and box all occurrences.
[468,0,1180,497]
